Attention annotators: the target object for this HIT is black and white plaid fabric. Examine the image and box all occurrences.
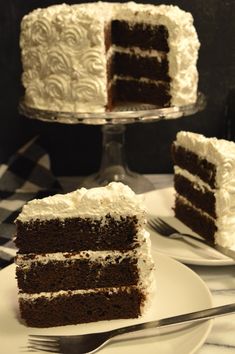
[0,137,62,269]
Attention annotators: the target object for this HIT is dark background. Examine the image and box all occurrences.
[1,0,235,176]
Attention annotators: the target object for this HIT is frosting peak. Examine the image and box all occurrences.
[17,182,146,222]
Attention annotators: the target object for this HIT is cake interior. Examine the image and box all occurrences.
[19,287,144,328]
[105,20,171,109]
[15,215,139,253]
[15,213,151,327]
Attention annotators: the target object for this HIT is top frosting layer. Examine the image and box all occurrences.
[17,182,146,222]
[175,131,235,188]
[20,1,199,111]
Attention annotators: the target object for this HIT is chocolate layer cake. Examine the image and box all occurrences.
[15,182,155,327]
[20,2,200,114]
[172,131,235,249]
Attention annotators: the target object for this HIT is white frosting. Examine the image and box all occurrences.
[20,2,199,113]
[174,132,235,248]
[109,45,167,60]
[19,285,143,302]
[175,131,235,188]
[113,76,168,85]
[16,182,146,222]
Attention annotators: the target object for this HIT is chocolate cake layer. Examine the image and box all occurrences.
[174,197,217,242]
[174,174,216,218]
[172,144,217,188]
[15,215,138,253]
[111,20,169,51]
[19,288,145,327]
[16,256,139,293]
[112,52,170,81]
[113,79,171,107]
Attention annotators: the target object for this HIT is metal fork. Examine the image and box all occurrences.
[148,217,216,248]
[147,217,235,260]
[28,303,235,354]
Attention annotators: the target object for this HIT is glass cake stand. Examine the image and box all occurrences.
[19,92,206,194]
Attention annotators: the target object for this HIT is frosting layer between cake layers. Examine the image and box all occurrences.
[172,131,235,249]
[20,1,200,113]
[16,233,153,295]
[15,182,155,327]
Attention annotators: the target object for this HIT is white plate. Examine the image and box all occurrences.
[143,188,235,266]
[0,251,212,354]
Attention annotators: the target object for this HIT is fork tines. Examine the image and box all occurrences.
[148,217,174,234]
[28,337,60,353]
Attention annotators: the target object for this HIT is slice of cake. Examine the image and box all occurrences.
[20,2,200,113]
[14,182,155,328]
[171,131,235,249]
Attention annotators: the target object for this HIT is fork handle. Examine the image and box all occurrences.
[111,303,235,337]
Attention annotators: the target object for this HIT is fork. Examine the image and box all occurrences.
[147,217,217,248]
[28,303,235,354]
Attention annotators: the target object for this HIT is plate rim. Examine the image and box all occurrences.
[150,231,235,266]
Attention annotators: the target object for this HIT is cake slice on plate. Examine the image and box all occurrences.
[172,131,235,249]
[14,182,155,327]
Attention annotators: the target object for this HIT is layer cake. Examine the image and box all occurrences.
[15,182,155,327]
[20,1,200,113]
[172,131,235,249]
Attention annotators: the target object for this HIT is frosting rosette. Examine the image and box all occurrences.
[22,70,39,86]
[22,48,44,73]
[72,78,105,103]
[60,24,89,50]
[26,17,56,46]
[25,80,45,107]
[79,49,106,75]
[44,74,71,101]
[88,22,104,46]
[44,48,72,76]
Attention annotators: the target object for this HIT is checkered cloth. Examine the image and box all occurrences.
[0,137,62,269]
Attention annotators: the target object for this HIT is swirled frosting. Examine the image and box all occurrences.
[20,2,199,113]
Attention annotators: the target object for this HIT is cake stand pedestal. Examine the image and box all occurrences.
[19,93,206,194]
[81,124,155,192]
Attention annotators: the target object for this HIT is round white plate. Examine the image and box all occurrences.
[143,188,235,266]
[0,251,212,354]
